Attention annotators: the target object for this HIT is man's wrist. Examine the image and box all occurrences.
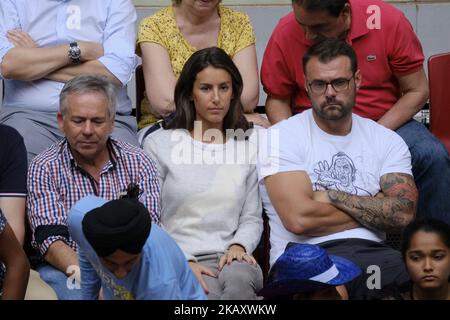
[68,42,81,64]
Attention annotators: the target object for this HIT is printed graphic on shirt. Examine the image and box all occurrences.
[93,263,135,300]
[312,151,371,196]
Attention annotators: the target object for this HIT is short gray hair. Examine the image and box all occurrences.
[59,74,117,120]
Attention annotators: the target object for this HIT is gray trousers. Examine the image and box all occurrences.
[0,107,138,165]
[197,253,263,300]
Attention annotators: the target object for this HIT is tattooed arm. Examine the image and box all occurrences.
[323,173,417,233]
[265,171,361,237]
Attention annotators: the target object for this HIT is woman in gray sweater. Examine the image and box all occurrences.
[144,47,263,300]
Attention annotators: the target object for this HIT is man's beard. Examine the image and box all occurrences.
[314,97,352,121]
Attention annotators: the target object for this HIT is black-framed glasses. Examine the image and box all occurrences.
[308,75,354,94]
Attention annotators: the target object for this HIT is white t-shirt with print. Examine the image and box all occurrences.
[258,109,412,267]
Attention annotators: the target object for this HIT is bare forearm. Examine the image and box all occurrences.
[265,173,360,237]
[0,224,30,299]
[46,60,121,86]
[148,94,175,118]
[2,253,29,300]
[232,45,259,113]
[327,190,414,233]
[240,67,259,113]
[1,46,70,80]
[241,92,259,114]
[0,197,25,246]
[276,193,360,236]
[44,241,79,275]
[378,69,429,130]
[377,92,428,130]
[265,96,292,124]
[293,200,361,236]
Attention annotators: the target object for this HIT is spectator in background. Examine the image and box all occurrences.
[0,0,139,163]
[402,219,450,300]
[0,124,27,249]
[0,208,29,300]
[27,75,160,300]
[137,0,269,132]
[68,195,205,300]
[261,0,450,224]
[0,124,56,299]
[144,47,263,300]
[383,219,450,300]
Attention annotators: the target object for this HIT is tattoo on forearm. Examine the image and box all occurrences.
[327,173,417,232]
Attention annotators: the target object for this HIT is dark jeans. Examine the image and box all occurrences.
[396,120,450,224]
[318,238,409,300]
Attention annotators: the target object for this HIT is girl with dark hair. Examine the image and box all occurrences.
[384,218,450,300]
[402,219,450,300]
[143,47,263,300]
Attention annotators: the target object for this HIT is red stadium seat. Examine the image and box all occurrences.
[428,52,450,153]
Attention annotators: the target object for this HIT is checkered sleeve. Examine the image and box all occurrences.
[27,158,75,256]
[139,153,161,225]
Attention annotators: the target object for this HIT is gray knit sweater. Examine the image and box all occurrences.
[143,128,263,261]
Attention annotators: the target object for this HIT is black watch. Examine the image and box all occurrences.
[68,42,81,64]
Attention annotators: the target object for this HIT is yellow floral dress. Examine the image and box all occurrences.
[136,5,256,128]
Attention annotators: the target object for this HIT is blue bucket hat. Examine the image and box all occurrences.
[259,243,361,298]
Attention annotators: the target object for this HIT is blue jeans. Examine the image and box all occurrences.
[36,263,82,300]
[396,120,450,224]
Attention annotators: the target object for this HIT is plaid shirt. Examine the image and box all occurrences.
[27,138,161,256]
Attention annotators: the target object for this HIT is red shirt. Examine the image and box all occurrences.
[261,0,424,120]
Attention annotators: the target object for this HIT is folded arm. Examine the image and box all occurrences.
[45,60,120,86]
[1,44,71,81]
[325,173,417,233]
[1,30,104,81]
[265,171,360,237]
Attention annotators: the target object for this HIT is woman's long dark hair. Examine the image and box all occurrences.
[401,218,450,260]
[165,47,251,133]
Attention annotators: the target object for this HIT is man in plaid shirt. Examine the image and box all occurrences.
[27,75,161,300]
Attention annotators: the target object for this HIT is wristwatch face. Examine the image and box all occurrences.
[69,42,81,63]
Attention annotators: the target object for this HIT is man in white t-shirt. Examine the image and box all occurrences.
[258,38,418,300]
